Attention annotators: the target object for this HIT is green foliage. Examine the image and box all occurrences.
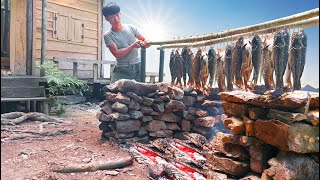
[40,60,89,115]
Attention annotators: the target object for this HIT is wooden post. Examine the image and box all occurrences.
[2,0,9,56]
[159,49,164,82]
[40,0,47,77]
[93,63,98,83]
[26,0,33,75]
[140,47,146,82]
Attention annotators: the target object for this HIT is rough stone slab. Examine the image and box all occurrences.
[142,97,154,106]
[193,116,217,127]
[254,120,319,153]
[196,95,206,102]
[103,112,131,121]
[116,136,149,144]
[149,111,160,116]
[219,90,319,109]
[202,100,224,107]
[128,110,144,120]
[102,83,119,93]
[267,109,308,123]
[206,152,250,177]
[263,151,319,180]
[149,130,173,138]
[168,86,184,100]
[175,110,188,118]
[211,136,249,161]
[165,122,181,130]
[307,109,319,126]
[239,173,261,180]
[165,100,187,112]
[99,121,114,132]
[115,132,135,139]
[191,126,211,137]
[111,102,128,113]
[153,95,164,103]
[103,131,116,138]
[195,109,208,117]
[116,120,141,133]
[206,171,229,180]
[187,107,197,116]
[105,92,117,102]
[117,79,158,96]
[243,116,255,136]
[215,132,263,147]
[127,92,143,103]
[142,116,153,122]
[249,144,277,174]
[137,127,148,137]
[115,93,131,105]
[206,106,221,116]
[154,113,181,122]
[100,101,113,115]
[249,107,269,120]
[140,106,154,114]
[181,120,191,131]
[128,99,140,110]
[224,116,245,135]
[181,96,196,106]
[222,102,249,117]
[159,95,170,102]
[147,91,158,98]
[185,115,197,121]
[156,82,169,93]
[144,120,167,132]
[151,103,165,113]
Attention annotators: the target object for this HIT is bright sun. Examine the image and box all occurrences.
[140,22,168,41]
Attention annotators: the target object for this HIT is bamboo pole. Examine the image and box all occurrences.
[158,16,319,49]
[148,8,319,46]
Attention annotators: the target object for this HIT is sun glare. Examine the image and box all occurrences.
[140,22,168,41]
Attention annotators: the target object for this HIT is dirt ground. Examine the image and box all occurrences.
[1,101,149,180]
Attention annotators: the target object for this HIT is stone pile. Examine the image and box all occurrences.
[205,90,319,179]
[96,79,225,144]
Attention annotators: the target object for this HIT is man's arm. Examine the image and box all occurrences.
[137,35,150,48]
[108,40,142,59]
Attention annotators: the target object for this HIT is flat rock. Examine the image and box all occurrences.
[254,120,319,153]
[249,107,269,120]
[187,107,197,116]
[115,93,131,105]
[219,90,319,109]
[149,130,173,138]
[154,113,181,122]
[140,106,154,114]
[168,86,184,100]
[111,102,128,113]
[267,109,308,123]
[202,100,224,107]
[307,109,319,126]
[105,92,117,102]
[223,116,245,135]
[116,136,149,144]
[116,120,141,133]
[263,151,319,180]
[102,82,119,93]
[185,115,197,121]
[165,122,181,130]
[128,110,144,120]
[165,100,186,112]
[142,97,154,106]
[159,95,170,102]
[180,120,191,131]
[222,102,249,117]
[142,116,153,122]
[243,116,255,136]
[193,116,217,127]
[215,132,263,147]
[249,144,277,174]
[151,103,165,113]
[175,110,188,118]
[107,112,131,121]
[126,92,143,103]
[137,127,148,137]
[117,79,158,96]
[128,99,140,110]
[205,152,250,177]
[181,96,196,106]
[144,120,167,132]
[156,82,169,93]
[195,109,208,117]
[100,101,113,115]
[115,132,135,139]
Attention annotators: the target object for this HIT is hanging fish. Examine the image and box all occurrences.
[251,34,263,88]
[216,48,226,92]
[299,30,307,89]
[193,48,202,90]
[200,52,209,92]
[282,29,290,78]
[207,47,216,88]
[273,31,286,89]
[289,32,303,90]
[181,47,189,87]
[169,50,177,85]
[241,38,253,91]
[174,49,183,87]
[232,36,244,88]
[262,35,275,90]
[187,48,195,87]
[224,45,233,91]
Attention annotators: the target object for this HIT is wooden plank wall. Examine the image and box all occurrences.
[10,0,27,75]
[33,0,101,78]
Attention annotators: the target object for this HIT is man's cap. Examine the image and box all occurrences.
[102,2,120,17]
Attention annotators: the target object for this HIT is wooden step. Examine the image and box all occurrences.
[1,86,45,98]
[1,75,42,87]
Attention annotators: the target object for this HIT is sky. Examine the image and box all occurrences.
[102,0,319,88]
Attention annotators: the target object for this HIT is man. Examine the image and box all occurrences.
[102,2,150,83]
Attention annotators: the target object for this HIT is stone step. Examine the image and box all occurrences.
[1,86,45,98]
[1,75,42,87]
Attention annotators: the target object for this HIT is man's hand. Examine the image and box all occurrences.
[133,40,143,48]
[142,41,150,48]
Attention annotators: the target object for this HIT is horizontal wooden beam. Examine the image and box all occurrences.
[158,16,319,49]
[149,8,319,46]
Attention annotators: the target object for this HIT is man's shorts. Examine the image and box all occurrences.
[110,62,141,83]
